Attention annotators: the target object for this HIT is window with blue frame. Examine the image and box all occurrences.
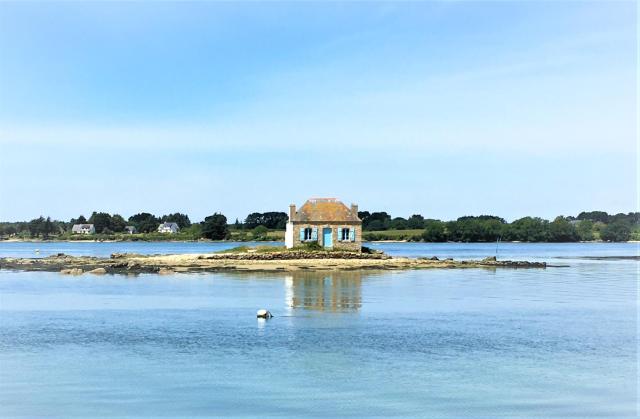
[303,227,313,241]
[338,227,355,241]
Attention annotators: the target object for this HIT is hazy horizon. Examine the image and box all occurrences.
[0,2,636,222]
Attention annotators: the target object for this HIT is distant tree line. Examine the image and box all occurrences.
[67,212,195,234]
[358,211,427,230]
[1,211,228,240]
[1,209,637,242]
[0,210,289,241]
[242,212,288,229]
[359,211,639,243]
[0,216,65,239]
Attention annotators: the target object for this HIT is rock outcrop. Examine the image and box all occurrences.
[0,252,548,275]
[60,268,84,275]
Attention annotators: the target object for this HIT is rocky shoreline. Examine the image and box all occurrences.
[0,252,547,275]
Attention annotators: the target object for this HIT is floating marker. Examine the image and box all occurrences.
[256,309,272,319]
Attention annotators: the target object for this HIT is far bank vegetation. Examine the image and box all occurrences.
[0,210,638,243]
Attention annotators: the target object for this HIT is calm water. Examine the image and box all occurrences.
[0,242,637,417]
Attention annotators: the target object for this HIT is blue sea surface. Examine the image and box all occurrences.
[0,242,637,417]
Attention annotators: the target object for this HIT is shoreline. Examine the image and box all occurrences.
[0,238,630,244]
[0,252,548,274]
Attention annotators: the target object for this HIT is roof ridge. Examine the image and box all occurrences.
[293,198,360,222]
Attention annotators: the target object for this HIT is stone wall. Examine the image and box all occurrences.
[290,222,362,251]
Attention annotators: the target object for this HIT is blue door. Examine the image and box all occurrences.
[323,228,333,248]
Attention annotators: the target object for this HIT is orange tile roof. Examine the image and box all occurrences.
[294,198,360,222]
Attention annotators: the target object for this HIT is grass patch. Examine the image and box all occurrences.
[216,245,286,254]
[266,230,285,239]
[215,242,365,254]
[255,245,286,253]
[216,245,252,253]
[227,229,285,241]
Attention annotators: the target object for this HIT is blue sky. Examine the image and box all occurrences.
[0,1,636,222]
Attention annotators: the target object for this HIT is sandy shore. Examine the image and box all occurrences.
[0,252,547,275]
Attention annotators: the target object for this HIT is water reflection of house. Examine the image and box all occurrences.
[284,271,363,312]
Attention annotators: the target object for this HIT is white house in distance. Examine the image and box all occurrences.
[71,224,95,234]
[158,222,180,234]
[124,226,137,234]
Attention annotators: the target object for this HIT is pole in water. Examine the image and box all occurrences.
[256,309,272,319]
[495,236,501,258]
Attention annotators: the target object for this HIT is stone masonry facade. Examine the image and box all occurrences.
[285,198,362,251]
[290,222,362,251]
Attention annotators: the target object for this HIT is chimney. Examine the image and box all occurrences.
[351,203,358,215]
[289,204,296,220]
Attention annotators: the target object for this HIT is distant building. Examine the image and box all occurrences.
[285,198,362,251]
[124,226,137,234]
[71,224,95,234]
[158,222,180,234]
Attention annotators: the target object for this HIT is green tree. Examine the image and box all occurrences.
[244,212,288,229]
[252,225,268,239]
[182,224,203,239]
[369,212,391,230]
[70,215,87,225]
[577,211,610,223]
[201,213,228,240]
[576,220,595,241]
[358,211,391,230]
[422,219,446,242]
[485,218,505,240]
[446,216,505,242]
[17,222,30,235]
[28,216,45,238]
[42,217,55,239]
[161,213,191,229]
[600,220,632,242]
[0,224,17,236]
[111,214,127,232]
[357,211,371,225]
[504,217,549,242]
[407,214,425,229]
[389,217,408,230]
[366,220,383,231]
[89,212,113,234]
[128,213,160,233]
[548,216,578,242]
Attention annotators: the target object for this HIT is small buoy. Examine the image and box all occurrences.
[35,249,40,253]
[256,309,272,319]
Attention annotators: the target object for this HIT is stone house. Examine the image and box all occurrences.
[285,198,362,251]
[158,222,180,234]
[71,224,95,234]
